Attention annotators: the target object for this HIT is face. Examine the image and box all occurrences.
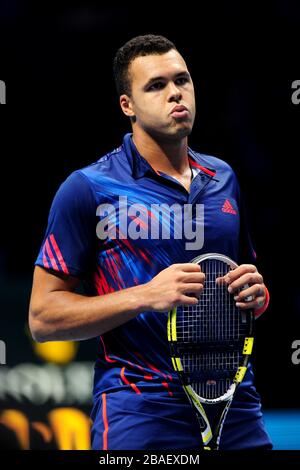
[120,49,196,142]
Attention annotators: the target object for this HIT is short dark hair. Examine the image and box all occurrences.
[113,34,177,97]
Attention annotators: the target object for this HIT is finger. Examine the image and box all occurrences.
[178,295,199,306]
[227,273,263,293]
[177,263,202,272]
[256,297,266,309]
[236,295,265,310]
[183,272,206,283]
[233,284,265,302]
[182,283,204,295]
[222,265,257,284]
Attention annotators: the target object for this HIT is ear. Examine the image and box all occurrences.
[120,94,135,118]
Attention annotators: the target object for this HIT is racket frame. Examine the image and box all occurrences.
[167,253,254,449]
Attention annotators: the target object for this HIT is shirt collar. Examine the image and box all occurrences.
[123,133,156,179]
[122,132,216,179]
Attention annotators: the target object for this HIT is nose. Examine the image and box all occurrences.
[167,81,182,103]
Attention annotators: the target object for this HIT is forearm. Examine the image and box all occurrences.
[29,284,151,342]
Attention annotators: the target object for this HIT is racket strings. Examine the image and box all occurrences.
[175,259,250,399]
[192,379,231,400]
[182,351,241,371]
[177,260,247,343]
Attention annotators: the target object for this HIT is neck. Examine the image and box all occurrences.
[132,126,189,176]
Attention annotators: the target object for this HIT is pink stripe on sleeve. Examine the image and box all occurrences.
[49,234,69,274]
[42,245,50,269]
[45,238,59,271]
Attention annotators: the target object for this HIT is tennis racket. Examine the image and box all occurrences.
[167,253,254,450]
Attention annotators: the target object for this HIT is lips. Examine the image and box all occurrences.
[170,105,189,119]
[170,105,188,114]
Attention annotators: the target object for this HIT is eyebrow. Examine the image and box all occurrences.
[143,71,190,90]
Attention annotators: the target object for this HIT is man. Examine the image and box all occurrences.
[29,35,272,450]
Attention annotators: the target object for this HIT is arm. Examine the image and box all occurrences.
[29,264,205,343]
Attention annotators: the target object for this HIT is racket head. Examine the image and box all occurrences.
[168,253,254,404]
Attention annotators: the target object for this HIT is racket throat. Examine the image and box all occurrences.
[197,400,232,450]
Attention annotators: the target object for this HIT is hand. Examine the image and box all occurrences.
[144,263,205,312]
[216,264,266,311]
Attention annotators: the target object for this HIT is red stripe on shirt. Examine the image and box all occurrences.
[134,352,173,396]
[44,239,59,271]
[126,359,153,381]
[188,157,216,177]
[135,352,167,379]
[100,336,117,363]
[49,234,69,274]
[94,267,116,295]
[161,382,173,396]
[42,245,50,269]
[120,367,141,395]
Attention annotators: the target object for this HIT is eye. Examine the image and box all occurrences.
[175,76,190,86]
[148,82,165,91]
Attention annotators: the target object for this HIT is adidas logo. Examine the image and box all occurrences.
[222,199,237,215]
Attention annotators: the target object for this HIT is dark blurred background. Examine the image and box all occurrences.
[0,0,300,449]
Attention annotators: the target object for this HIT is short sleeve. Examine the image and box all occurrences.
[35,171,97,278]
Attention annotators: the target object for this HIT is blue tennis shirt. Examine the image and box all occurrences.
[35,133,272,450]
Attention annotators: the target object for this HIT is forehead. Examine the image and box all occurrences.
[129,49,189,86]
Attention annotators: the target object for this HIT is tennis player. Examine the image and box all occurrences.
[29,35,272,450]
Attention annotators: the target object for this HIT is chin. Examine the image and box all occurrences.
[146,123,193,142]
[173,125,193,139]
